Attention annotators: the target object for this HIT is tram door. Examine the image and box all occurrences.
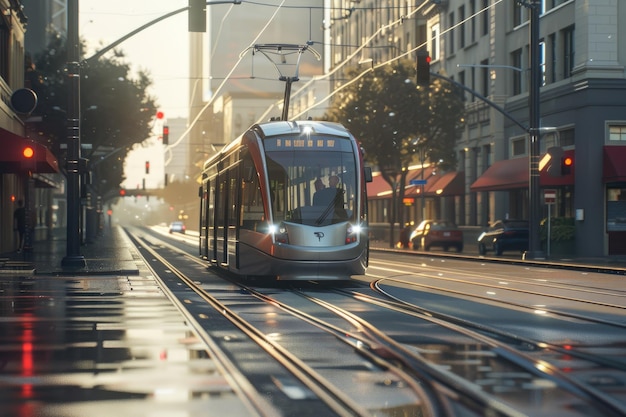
[199,181,207,258]
[205,177,216,262]
[215,173,228,266]
[226,171,239,268]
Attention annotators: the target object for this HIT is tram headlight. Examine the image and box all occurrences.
[345,224,361,244]
[271,222,289,244]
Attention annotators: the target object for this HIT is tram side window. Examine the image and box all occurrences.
[241,163,266,231]
[266,158,287,222]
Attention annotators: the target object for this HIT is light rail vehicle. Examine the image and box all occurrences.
[199,120,371,280]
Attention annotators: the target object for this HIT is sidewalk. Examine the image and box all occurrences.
[0,226,139,275]
[0,226,254,416]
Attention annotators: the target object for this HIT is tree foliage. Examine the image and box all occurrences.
[29,33,158,199]
[324,59,465,245]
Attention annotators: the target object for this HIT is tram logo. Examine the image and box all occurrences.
[314,232,324,241]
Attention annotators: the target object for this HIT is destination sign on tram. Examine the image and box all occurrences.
[265,136,352,151]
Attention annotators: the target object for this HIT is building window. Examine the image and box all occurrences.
[0,15,9,81]
[448,12,455,54]
[471,66,476,102]
[512,136,527,157]
[459,6,465,48]
[563,25,575,78]
[609,125,626,142]
[480,58,489,97]
[549,33,556,83]
[513,2,523,27]
[431,23,440,61]
[470,0,476,43]
[481,0,489,36]
[559,127,575,147]
[483,143,493,169]
[607,188,626,232]
[511,48,523,95]
[458,70,466,101]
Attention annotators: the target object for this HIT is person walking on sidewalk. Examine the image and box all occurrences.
[13,199,26,252]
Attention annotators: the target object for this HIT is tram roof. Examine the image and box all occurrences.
[255,120,352,139]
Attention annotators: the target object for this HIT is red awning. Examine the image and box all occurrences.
[471,151,575,192]
[470,157,527,191]
[368,169,464,199]
[0,128,59,174]
[603,145,626,183]
[366,173,393,198]
[425,171,465,196]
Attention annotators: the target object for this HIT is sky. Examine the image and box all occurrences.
[80,1,191,120]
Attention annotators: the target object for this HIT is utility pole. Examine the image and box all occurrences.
[61,0,85,268]
[522,0,544,259]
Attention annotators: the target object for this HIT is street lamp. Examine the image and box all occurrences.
[61,0,85,268]
[519,0,544,259]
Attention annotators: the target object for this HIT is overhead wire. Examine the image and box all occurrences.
[165,0,287,166]
[285,0,503,121]
[166,0,503,165]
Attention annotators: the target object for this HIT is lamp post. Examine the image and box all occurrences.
[520,0,544,259]
[61,0,86,268]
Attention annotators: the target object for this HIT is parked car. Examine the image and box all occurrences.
[410,220,464,252]
[169,221,186,234]
[477,219,529,255]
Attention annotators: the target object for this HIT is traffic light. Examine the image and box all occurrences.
[416,50,431,86]
[119,189,126,196]
[545,146,563,177]
[163,125,169,145]
[22,145,34,159]
[561,155,573,175]
[189,0,206,32]
[145,161,150,174]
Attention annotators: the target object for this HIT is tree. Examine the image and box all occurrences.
[29,33,158,200]
[325,59,465,247]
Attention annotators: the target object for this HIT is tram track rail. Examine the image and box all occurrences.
[368,258,626,312]
[366,271,626,329]
[128,226,626,416]
[130,228,528,416]
[291,286,626,416]
[126,228,369,417]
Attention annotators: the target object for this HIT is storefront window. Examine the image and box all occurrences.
[607,188,626,231]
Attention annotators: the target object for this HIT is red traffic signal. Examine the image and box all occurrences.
[416,50,431,86]
[22,145,35,158]
[145,160,150,174]
[163,125,169,145]
[119,189,126,196]
[561,155,573,175]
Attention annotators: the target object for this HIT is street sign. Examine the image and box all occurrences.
[544,189,556,204]
[410,179,428,185]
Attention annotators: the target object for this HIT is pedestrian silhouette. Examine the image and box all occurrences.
[13,200,26,252]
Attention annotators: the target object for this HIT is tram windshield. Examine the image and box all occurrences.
[264,135,358,226]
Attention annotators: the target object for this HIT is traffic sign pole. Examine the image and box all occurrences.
[543,189,557,258]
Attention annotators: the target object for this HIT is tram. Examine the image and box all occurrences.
[198,120,372,280]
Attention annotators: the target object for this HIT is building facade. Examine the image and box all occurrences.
[327,0,626,256]
[0,0,60,253]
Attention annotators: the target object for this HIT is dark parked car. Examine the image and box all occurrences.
[477,219,529,255]
[410,220,464,252]
[169,221,186,234]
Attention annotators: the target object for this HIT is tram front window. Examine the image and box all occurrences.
[265,136,357,226]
